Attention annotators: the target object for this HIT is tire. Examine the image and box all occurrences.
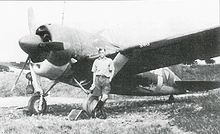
[28,94,47,114]
[82,95,99,116]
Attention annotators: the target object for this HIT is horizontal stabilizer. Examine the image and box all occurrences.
[175,81,220,92]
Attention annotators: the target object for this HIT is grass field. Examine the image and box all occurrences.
[1,91,220,134]
[1,64,220,133]
[0,71,87,98]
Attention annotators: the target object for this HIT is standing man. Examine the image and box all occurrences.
[90,48,115,116]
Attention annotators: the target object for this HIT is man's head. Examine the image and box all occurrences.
[98,48,106,58]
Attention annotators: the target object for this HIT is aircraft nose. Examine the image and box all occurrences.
[19,35,42,55]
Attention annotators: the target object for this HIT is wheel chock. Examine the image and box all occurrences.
[67,109,90,121]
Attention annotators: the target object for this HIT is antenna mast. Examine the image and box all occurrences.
[61,1,66,25]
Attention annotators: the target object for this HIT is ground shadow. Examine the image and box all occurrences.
[46,103,82,116]
[106,97,194,115]
[44,97,195,117]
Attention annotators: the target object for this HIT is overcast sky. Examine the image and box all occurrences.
[0,0,219,63]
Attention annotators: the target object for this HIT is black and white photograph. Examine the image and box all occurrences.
[0,0,220,133]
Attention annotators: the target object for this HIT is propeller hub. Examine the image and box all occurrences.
[19,35,42,55]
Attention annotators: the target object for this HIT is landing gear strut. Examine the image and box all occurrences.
[27,80,58,115]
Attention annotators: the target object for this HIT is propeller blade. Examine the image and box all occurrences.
[28,7,36,34]
[39,42,64,51]
[19,35,64,54]
[11,56,30,92]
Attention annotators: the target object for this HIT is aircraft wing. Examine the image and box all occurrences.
[175,81,220,92]
[114,26,220,76]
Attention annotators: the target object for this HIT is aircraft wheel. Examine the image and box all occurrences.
[28,94,47,114]
[82,95,99,116]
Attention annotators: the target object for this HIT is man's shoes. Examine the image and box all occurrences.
[91,100,107,119]
[96,100,104,110]
[92,107,107,119]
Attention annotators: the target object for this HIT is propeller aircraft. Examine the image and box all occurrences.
[12,7,220,118]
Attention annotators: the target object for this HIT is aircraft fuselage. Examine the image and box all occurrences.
[21,24,185,96]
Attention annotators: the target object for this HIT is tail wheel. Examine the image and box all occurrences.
[28,94,47,114]
[168,94,175,102]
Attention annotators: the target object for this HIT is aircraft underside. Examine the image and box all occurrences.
[56,63,186,96]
